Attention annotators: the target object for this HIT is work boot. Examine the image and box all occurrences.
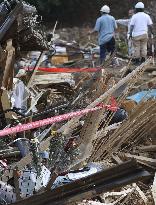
[140,57,146,63]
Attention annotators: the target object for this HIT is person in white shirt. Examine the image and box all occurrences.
[129,2,153,64]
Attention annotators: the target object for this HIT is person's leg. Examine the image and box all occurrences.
[105,37,116,66]
[100,44,106,64]
[107,37,115,55]
[140,34,148,63]
[132,38,141,64]
[128,39,134,57]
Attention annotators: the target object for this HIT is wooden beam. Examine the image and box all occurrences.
[2,39,15,89]
[138,145,156,152]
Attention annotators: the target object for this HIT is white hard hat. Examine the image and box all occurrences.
[100,5,110,13]
[135,2,144,9]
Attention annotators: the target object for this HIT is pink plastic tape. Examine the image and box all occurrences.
[0,101,118,137]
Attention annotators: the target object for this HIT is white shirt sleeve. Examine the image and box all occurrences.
[116,19,129,27]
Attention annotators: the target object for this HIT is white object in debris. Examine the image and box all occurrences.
[0,181,16,204]
[16,69,26,78]
[28,51,41,60]
[33,73,75,87]
[55,46,67,54]
[152,173,156,204]
[67,167,97,180]
[52,163,103,189]
[36,166,51,188]
[11,78,28,112]
[67,164,101,180]
[19,166,51,198]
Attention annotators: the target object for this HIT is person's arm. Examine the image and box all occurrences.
[129,25,134,39]
[147,16,154,35]
[149,25,154,35]
[116,19,129,27]
[88,18,100,35]
[129,16,135,38]
[89,30,98,35]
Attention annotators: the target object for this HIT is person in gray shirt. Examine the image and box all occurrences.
[89,5,117,64]
[116,9,134,57]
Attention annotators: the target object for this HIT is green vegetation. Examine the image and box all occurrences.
[116,40,128,57]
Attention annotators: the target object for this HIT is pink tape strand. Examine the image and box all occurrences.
[0,100,118,137]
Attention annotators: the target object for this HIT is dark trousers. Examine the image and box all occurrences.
[100,37,115,63]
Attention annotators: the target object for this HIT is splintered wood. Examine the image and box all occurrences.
[2,39,15,90]
[89,100,156,162]
[59,58,152,136]
[74,110,104,167]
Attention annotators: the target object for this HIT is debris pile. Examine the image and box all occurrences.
[0,1,156,205]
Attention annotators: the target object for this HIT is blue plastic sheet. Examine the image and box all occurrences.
[127,89,156,103]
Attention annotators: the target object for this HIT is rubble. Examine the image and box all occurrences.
[0,1,156,205]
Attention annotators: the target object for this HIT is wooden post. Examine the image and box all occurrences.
[0,39,15,120]
[0,44,8,128]
[2,39,15,90]
[13,167,22,201]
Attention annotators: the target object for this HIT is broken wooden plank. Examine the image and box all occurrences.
[112,154,123,164]
[1,39,15,89]
[122,153,156,166]
[138,145,156,152]
[13,167,22,201]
